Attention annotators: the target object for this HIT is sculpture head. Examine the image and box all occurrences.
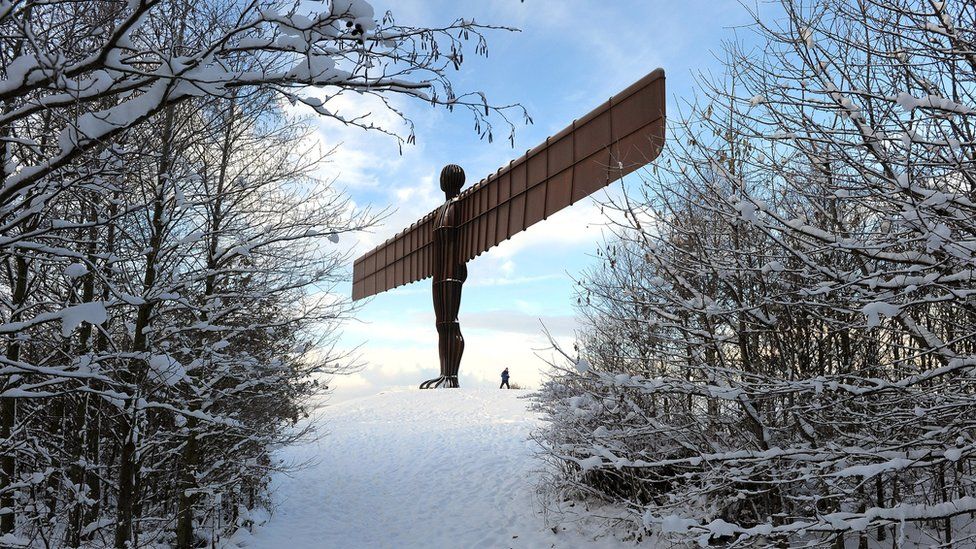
[440,164,465,199]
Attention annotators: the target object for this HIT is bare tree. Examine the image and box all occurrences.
[0,0,525,545]
[535,1,976,546]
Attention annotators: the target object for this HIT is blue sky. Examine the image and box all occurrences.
[304,0,761,400]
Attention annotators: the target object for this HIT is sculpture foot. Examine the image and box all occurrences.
[419,375,459,389]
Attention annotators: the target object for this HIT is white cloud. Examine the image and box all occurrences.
[466,273,561,288]
[332,306,579,401]
[463,309,578,337]
[330,326,574,402]
[343,309,433,344]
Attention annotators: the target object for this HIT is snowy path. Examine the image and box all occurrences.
[238,389,615,549]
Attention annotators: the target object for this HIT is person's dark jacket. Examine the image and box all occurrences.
[501,369,510,381]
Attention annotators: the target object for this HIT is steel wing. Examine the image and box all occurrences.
[352,68,666,301]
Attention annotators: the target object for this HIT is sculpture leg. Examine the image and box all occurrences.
[440,321,464,385]
[421,279,464,389]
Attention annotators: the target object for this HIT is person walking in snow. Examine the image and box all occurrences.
[500,367,510,389]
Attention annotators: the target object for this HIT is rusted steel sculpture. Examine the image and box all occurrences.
[352,68,667,388]
[421,164,467,388]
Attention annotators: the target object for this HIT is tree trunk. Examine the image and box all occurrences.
[115,104,176,548]
[176,95,235,547]
[175,417,199,548]
[67,215,99,546]
[1,255,30,534]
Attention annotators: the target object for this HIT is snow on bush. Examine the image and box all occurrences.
[148,354,188,386]
[58,302,107,337]
[63,262,89,279]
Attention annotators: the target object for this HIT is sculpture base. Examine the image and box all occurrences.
[419,375,459,389]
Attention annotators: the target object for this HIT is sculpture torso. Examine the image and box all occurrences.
[432,199,467,289]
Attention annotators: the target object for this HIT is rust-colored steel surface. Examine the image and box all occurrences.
[419,165,467,389]
[352,68,666,301]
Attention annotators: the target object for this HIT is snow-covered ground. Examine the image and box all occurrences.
[235,389,618,549]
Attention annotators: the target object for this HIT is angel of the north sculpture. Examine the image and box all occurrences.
[352,68,666,389]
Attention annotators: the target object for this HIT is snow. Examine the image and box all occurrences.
[862,301,901,328]
[81,518,114,537]
[330,0,374,20]
[148,354,187,386]
[945,447,963,462]
[244,389,619,548]
[0,54,39,94]
[893,92,974,114]
[59,301,107,336]
[800,27,814,47]
[0,533,29,547]
[734,199,759,223]
[63,262,88,279]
